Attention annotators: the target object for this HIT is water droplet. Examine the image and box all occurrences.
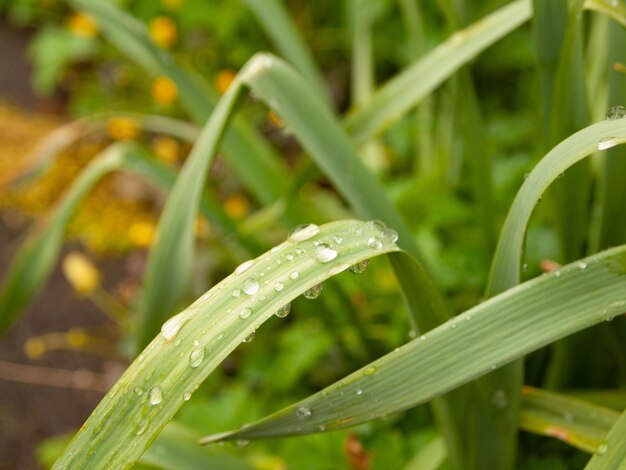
[275,303,291,318]
[314,243,338,263]
[242,278,260,295]
[149,386,163,405]
[161,312,187,342]
[304,283,322,299]
[554,270,561,278]
[382,228,399,243]
[522,263,528,272]
[492,389,509,409]
[577,261,588,270]
[217,333,225,341]
[364,366,376,375]
[285,252,294,261]
[193,339,200,346]
[318,424,326,431]
[598,137,620,150]
[235,440,250,448]
[135,418,150,436]
[231,288,241,297]
[606,105,626,120]
[189,347,205,368]
[133,386,144,396]
[239,307,252,319]
[349,259,370,274]
[332,235,343,244]
[273,281,285,292]
[243,331,256,343]
[289,271,299,280]
[235,259,255,275]
[596,442,608,455]
[450,321,457,329]
[288,224,320,242]
[356,389,363,395]
[420,335,426,341]
[296,406,312,418]
[367,220,387,232]
[367,237,383,250]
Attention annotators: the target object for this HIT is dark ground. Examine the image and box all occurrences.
[0,215,129,469]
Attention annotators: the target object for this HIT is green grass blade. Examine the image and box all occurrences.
[0,142,132,335]
[67,0,289,206]
[585,406,626,469]
[53,220,401,469]
[242,0,328,102]
[487,119,626,296]
[586,0,626,27]
[520,386,619,453]
[135,76,244,349]
[403,436,446,470]
[10,113,200,186]
[141,424,253,470]
[596,21,626,250]
[344,0,532,143]
[199,245,626,443]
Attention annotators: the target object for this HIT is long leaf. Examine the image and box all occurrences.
[199,245,626,443]
[53,220,401,469]
[344,0,532,143]
[520,386,619,453]
[242,0,328,102]
[585,406,626,469]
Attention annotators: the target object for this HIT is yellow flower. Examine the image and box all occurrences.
[151,136,180,165]
[62,252,101,295]
[149,16,177,49]
[66,12,99,38]
[24,338,46,359]
[224,194,249,219]
[129,221,156,248]
[162,0,184,11]
[268,110,283,128]
[107,116,140,140]
[66,327,88,348]
[152,76,178,105]
[215,69,237,95]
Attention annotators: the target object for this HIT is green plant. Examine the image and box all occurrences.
[2,0,626,469]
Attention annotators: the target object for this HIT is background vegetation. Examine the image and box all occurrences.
[0,0,625,469]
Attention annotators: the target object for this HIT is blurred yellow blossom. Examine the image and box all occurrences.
[62,252,101,295]
[194,216,211,238]
[268,110,283,128]
[24,337,46,359]
[107,116,140,140]
[162,0,184,11]
[215,69,237,95]
[66,12,99,38]
[66,327,88,348]
[149,16,177,49]
[152,76,178,105]
[224,194,249,219]
[129,221,156,247]
[152,136,180,165]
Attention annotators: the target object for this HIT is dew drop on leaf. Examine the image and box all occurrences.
[289,271,299,280]
[367,237,383,250]
[598,137,620,151]
[350,260,370,274]
[273,281,284,292]
[239,307,252,319]
[606,105,626,120]
[275,303,291,318]
[149,386,163,405]
[242,278,260,295]
[288,224,320,242]
[304,283,322,299]
[314,243,337,263]
[243,331,256,343]
[183,391,192,401]
[296,406,312,418]
[235,259,255,275]
[160,312,187,342]
[189,347,205,368]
